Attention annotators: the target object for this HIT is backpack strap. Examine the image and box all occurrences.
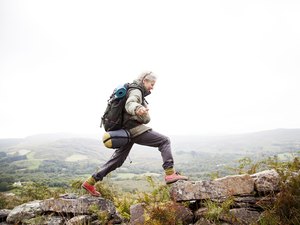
[126,83,147,105]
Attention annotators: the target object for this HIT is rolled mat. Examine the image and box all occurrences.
[102,129,131,149]
[114,85,127,98]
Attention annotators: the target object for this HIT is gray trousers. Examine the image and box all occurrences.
[92,129,174,181]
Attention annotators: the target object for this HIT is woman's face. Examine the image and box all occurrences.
[143,79,156,92]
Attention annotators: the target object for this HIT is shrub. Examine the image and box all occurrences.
[0,193,7,209]
[89,204,109,224]
[203,197,234,223]
[135,176,186,225]
[114,193,137,221]
[144,202,179,225]
[258,156,300,225]
[13,182,65,203]
[226,157,262,175]
[137,176,170,204]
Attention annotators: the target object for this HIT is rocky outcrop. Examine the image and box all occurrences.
[169,169,281,225]
[127,169,281,225]
[5,194,122,225]
[170,174,255,201]
[1,169,282,225]
[170,169,280,201]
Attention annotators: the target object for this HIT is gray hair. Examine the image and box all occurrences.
[137,71,157,83]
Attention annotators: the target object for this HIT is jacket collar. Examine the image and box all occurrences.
[132,80,151,97]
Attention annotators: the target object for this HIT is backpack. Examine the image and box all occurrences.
[100,83,143,132]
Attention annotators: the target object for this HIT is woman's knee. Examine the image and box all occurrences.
[161,135,170,145]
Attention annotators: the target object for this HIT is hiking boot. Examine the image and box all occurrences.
[165,171,188,184]
[82,181,101,197]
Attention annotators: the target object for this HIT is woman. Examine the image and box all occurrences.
[82,71,188,196]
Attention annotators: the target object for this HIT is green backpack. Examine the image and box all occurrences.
[100,83,144,131]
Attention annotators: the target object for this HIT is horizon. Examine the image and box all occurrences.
[1,127,299,140]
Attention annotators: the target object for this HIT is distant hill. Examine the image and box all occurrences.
[171,128,300,154]
[1,128,300,166]
[0,133,111,163]
[2,128,300,150]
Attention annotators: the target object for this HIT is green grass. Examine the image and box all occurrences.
[27,159,42,170]
[26,151,35,160]
[277,152,299,161]
[11,159,42,170]
[113,179,155,193]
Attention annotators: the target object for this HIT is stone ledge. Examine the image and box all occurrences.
[170,174,255,202]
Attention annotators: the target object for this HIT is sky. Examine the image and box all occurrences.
[0,0,300,138]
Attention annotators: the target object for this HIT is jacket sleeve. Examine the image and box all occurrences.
[125,89,142,115]
[125,89,151,124]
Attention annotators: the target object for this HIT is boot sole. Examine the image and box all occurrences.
[81,184,101,197]
[166,177,188,184]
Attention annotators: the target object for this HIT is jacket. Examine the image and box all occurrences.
[123,81,152,138]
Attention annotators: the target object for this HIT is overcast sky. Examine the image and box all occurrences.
[1,0,300,138]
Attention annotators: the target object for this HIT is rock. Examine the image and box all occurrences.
[6,200,43,224]
[251,169,280,194]
[194,218,216,225]
[3,169,285,225]
[42,215,65,225]
[194,208,208,221]
[66,215,92,225]
[194,218,231,225]
[221,208,260,225]
[173,203,194,225]
[5,194,120,225]
[232,195,262,209]
[255,195,277,209]
[170,174,254,201]
[0,210,11,222]
[24,215,65,225]
[0,222,10,225]
[130,203,145,225]
[41,194,116,216]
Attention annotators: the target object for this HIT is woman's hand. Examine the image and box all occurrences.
[136,106,149,116]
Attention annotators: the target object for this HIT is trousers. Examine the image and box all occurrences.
[92,129,174,181]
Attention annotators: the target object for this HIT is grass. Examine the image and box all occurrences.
[65,154,88,162]
[113,179,155,193]
[28,159,42,170]
[11,159,42,170]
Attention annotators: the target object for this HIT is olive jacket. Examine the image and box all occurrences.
[124,81,152,138]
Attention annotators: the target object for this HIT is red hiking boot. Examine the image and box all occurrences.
[82,181,101,197]
[165,171,188,184]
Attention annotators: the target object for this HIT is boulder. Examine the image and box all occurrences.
[170,174,254,201]
[130,203,145,225]
[173,203,194,225]
[0,210,11,222]
[251,169,280,194]
[6,194,120,224]
[41,194,116,216]
[6,200,42,224]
